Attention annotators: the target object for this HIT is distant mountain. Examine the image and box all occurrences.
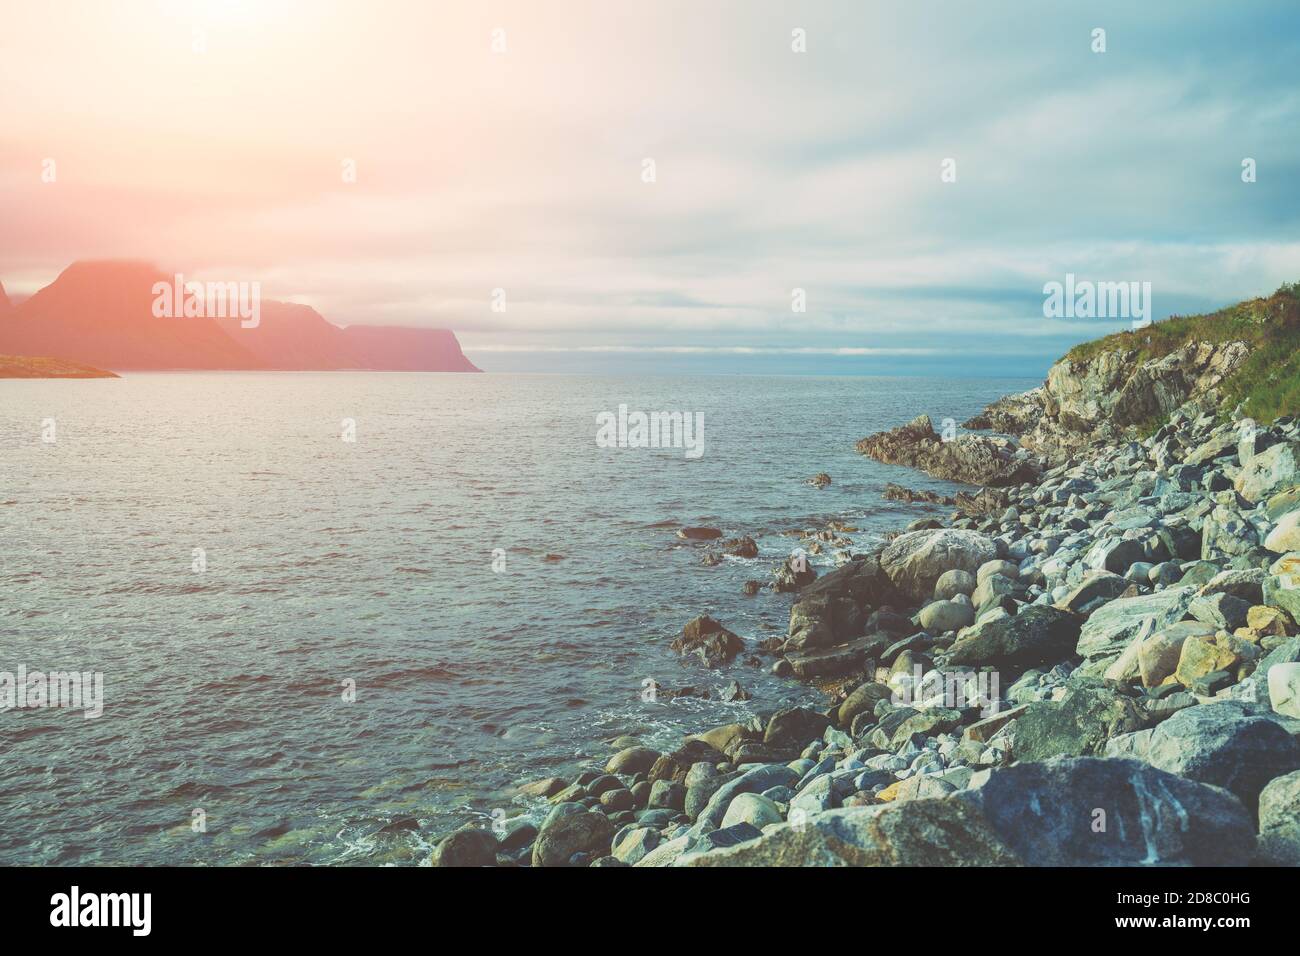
[214,301,355,370]
[338,325,480,372]
[0,280,10,313]
[0,261,481,373]
[0,262,264,370]
[215,303,481,372]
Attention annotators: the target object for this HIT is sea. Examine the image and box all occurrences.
[0,371,1036,864]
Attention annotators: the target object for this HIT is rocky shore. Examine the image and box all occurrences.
[430,294,1300,866]
[429,398,1300,867]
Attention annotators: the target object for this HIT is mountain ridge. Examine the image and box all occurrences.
[0,261,481,373]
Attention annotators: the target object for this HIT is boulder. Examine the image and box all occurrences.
[690,764,801,835]
[764,707,831,750]
[880,529,999,602]
[685,724,747,759]
[531,811,616,867]
[790,773,841,816]
[946,604,1081,672]
[1137,621,1217,687]
[720,792,784,830]
[683,822,764,856]
[1269,663,1300,718]
[934,568,977,600]
[611,827,660,864]
[918,599,975,633]
[1083,537,1146,575]
[633,834,691,867]
[868,707,962,751]
[720,535,758,558]
[1145,703,1300,814]
[647,780,686,811]
[1199,568,1268,604]
[1013,680,1149,761]
[515,776,566,799]
[1248,604,1294,638]
[1054,571,1130,614]
[1257,769,1300,865]
[785,558,891,647]
[1188,592,1251,630]
[1202,506,1259,560]
[773,554,817,592]
[1173,632,1258,688]
[1266,510,1300,554]
[605,746,662,775]
[1237,638,1300,710]
[961,757,1255,866]
[1075,587,1197,669]
[1235,441,1300,503]
[432,827,500,867]
[836,681,894,727]
[977,559,1019,583]
[784,635,882,680]
[971,573,1018,611]
[678,526,723,540]
[680,800,1020,867]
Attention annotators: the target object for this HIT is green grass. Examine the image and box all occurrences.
[1064,283,1300,425]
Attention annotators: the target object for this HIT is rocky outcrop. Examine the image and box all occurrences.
[965,340,1253,463]
[883,483,955,506]
[857,415,1040,486]
[670,616,744,668]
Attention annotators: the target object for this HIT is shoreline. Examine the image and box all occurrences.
[435,391,1300,867]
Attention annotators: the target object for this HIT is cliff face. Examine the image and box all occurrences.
[968,340,1252,462]
[861,284,1299,480]
[0,280,9,313]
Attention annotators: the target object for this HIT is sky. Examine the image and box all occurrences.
[2,0,1299,375]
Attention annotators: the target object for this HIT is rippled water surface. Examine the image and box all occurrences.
[0,372,1034,864]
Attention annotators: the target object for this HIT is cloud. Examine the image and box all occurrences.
[1,0,1298,369]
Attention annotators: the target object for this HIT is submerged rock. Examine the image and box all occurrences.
[670,615,744,668]
[678,526,724,540]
